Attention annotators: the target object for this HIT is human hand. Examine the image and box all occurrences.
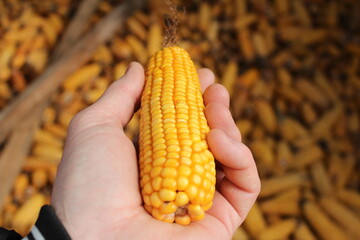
[51,62,260,240]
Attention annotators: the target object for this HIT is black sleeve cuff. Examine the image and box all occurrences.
[26,205,71,240]
[0,228,22,240]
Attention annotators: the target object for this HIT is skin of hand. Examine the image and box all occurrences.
[51,62,260,240]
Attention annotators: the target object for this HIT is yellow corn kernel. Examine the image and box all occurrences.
[177,176,189,190]
[164,159,179,168]
[144,204,152,214]
[175,192,189,206]
[139,46,216,225]
[159,189,177,202]
[160,202,177,214]
[178,165,191,175]
[150,167,162,178]
[150,192,163,208]
[161,167,177,178]
[191,174,202,186]
[162,178,177,191]
[163,214,175,223]
[152,177,162,191]
[143,195,151,206]
[192,189,206,204]
[175,215,191,225]
[151,208,165,221]
[143,182,153,195]
[202,202,213,211]
[188,204,204,217]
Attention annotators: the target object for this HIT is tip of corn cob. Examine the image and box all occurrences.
[139,46,216,225]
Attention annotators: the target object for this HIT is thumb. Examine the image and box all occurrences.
[92,61,145,127]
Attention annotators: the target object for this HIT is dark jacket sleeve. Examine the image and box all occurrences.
[0,205,71,240]
[0,229,22,240]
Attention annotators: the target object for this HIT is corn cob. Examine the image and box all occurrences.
[139,46,216,225]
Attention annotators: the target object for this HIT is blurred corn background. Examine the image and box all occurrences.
[0,0,359,239]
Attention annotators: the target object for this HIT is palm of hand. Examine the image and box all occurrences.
[51,63,260,240]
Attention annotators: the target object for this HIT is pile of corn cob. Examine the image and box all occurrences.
[0,0,68,109]
[1,0,360,239]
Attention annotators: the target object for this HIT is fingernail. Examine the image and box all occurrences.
[125,62,137,75]
[124,62,132,75]
[116,62,133,81]
[123,64,131,77]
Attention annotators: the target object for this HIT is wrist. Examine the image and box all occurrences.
[50,202,109,240]
[29,205,72,240]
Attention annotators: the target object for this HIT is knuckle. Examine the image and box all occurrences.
[241,144,253,159]
[252,176,262,195]
[68,107,99,132]
[69,110,88,127]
